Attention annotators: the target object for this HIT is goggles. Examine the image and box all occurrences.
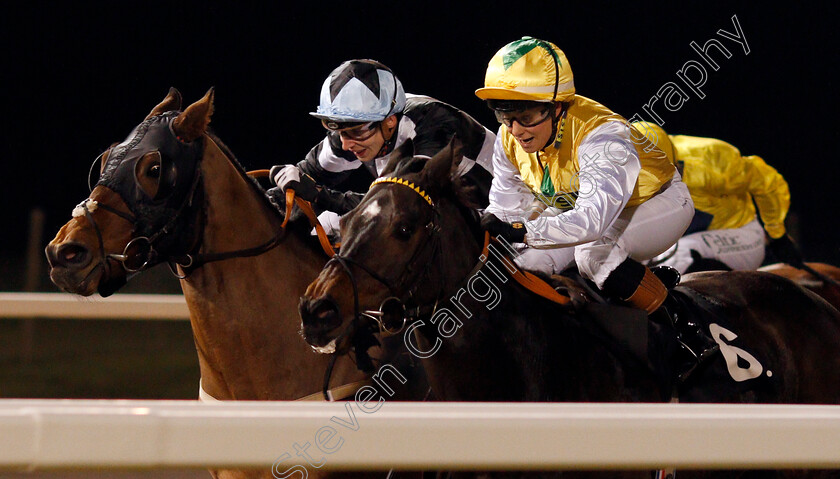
[494,104,553,128]
[322,120,380,141]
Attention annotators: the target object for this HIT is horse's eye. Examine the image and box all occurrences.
[148,163,161,179]
[395,224,414,240]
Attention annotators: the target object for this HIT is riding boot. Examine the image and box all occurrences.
[646,265,718,372]
[659,294,720,384]
[624,266,669,313]
[651,265,681,290]
[603,258,719,387]
[602,258,667,314]
[617,264,720,385]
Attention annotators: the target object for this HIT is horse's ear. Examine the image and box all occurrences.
[173,87,215,142]
[145,87,182,120]
[422,136,463,187]
[380,138,416,177]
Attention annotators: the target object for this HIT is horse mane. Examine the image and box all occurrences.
[205,129,265,197]
[204,129,328,254]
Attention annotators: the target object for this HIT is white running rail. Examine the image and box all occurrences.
[0,293,189,320]
[0,400,838,471]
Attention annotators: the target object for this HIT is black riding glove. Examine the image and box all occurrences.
[266,186,287,209]
[480,214,527,244]
[269,164,319,202]
[768,234,803,265]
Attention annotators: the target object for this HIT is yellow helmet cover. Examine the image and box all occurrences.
[476,36,575,102]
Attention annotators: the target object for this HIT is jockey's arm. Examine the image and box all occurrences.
[744,154,791,239]
[485,130,534,221]
[295,135,366,215]
[524,122,640,248]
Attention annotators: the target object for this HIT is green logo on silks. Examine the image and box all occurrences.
[534,165,578,211]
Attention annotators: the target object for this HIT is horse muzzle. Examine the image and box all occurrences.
[45,241,102,295]
[46,241,92,270]
[299,295,347,352]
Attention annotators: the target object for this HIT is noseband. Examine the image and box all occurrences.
[74,161,204,281]
[75,112,293,287]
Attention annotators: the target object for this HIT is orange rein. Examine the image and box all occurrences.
[480,231,571,306]
[249,170,568,305]
[247,169,337,257]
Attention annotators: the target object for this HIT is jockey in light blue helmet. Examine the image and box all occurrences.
[267,57,495,217]
[310,59,407,127]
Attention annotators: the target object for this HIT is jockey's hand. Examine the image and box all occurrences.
[480,214,527,244]
[269,164,319,202]
[266,186,286,209]
[768,234,804,266]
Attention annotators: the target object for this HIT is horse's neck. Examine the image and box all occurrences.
[418,226,653,401]
[180,139,362,400]
[413,254,545,400]
[411,206,532,399]
[432,203,484,296]
[196,139,285,258]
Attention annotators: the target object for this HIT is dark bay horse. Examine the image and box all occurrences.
[45,88,424,479]
[299,139,840,476]
[686,251,840,310]
[759,262,840,312]
[681,251,840,313]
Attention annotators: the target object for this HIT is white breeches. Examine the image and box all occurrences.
[513,177,694,288]
[648,218,766,273]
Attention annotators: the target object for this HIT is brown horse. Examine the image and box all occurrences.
[45,88,424,479]
[299,139,840,478]
[759,262,840,312]
[681,252,840,313]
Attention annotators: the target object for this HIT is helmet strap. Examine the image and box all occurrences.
[375,114,401,157]
[545,105,567,150]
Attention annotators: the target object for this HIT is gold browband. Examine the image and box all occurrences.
[369,177,435,207]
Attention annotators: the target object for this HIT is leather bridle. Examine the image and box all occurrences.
[326,176,447,340]
[76,112,295,291]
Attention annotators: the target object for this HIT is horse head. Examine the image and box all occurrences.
[46,87,215,296]
[299,138,484,355]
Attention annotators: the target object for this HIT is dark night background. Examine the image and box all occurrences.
[2,1,838,292]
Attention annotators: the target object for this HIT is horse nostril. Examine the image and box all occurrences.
[300,297,341,329]
[53,243,90,268]
[315,304,336,321]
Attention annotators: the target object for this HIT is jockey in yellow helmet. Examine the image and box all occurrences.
[475,36,724,382]
[476,37,693,313]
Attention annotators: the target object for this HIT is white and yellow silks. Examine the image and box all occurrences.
[485,95,693,286]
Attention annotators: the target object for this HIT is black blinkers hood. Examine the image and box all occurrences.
[96,111,203,238]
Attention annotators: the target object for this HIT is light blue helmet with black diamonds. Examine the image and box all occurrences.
[309,59,406,124]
